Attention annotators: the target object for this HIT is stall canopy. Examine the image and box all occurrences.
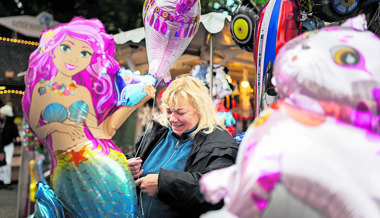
[112,12,256,84]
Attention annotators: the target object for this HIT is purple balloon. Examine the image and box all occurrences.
[143,0,200,84]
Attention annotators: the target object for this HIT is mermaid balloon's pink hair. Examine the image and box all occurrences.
[22,17,121,171]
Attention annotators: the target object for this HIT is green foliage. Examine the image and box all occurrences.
[2,0,239,34]
[3,0,145,34]
[201,0,240,15]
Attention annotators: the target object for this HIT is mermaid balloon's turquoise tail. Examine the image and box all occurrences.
[29,181,65,218]
[52,146,138,217]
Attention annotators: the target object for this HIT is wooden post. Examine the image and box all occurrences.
[209,33,214,98]
[17,146,32,218]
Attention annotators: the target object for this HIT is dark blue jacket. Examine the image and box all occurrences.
[127,120,238,218]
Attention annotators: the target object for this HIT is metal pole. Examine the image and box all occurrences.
[209,33,214,98]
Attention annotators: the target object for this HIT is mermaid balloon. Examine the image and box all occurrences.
[200,15,380,218]
[143,0,201,85]
[22,17,156,217]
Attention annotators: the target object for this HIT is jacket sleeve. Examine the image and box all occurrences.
[157,146,237,214]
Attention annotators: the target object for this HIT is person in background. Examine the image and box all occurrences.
[127,75,239,218]
[0,104,20,190]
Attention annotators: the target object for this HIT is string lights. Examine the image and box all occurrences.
[0,37,35,95]
[0,89,25,95]
[0,36,38,46]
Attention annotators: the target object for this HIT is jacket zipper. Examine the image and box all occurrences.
[160,140,180,169]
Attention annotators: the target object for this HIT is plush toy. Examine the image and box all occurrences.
[191,63,236,135]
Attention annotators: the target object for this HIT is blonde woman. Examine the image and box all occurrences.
[127,75,238,217]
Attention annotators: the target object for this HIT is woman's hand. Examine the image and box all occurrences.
[97,85,156,139]
[128,157,144,179]
[135,174,159,196]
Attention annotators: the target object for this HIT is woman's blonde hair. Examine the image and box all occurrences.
[158,74,223,137]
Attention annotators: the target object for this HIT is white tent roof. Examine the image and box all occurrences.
[112,12,256,83]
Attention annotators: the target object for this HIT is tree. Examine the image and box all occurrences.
[0,0,239,35]
[201,0,240,15]
[0,0,145,34]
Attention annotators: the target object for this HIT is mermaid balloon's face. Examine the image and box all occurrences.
[52,36,94,77]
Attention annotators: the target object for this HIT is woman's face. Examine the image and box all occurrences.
[52,36,94,77]
[166,97,200,136]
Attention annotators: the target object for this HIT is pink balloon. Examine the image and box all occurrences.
[143,0,200,84]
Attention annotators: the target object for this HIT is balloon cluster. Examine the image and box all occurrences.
[191,64,234,100]
[231,0,380,118]
[200,16,380,218]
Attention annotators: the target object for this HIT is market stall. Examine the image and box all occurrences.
[113,12,256,84]
[113,12,257,136]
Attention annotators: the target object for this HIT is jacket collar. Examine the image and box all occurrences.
[168,123,199,139]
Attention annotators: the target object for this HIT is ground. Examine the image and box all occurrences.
[0,181,18,217]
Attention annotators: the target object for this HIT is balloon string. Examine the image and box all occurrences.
[134,94,156,216]
[140,190,145,216]
[368,5,380,32]
[134,95,156,158]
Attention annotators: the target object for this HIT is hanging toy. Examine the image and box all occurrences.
[191,63,236,135]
